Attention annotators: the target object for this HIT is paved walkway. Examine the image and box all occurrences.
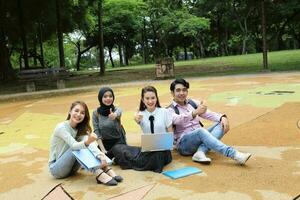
[0,72,300,200]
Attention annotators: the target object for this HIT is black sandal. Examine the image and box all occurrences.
[96,171,118,186]
[105,168,123,182]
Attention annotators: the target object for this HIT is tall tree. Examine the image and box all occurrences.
[178,13,210,58]
[261,0,268,69]
[103,0,145,65]
[98,0,105,74]
[229,0,256,54]
[55,0,65,68]
[0,0,15,81]
[17,0,29,69]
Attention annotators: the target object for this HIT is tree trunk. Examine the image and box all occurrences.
[261,0,268,70]
[108,47,114,67]
[276,32,284,50]
[216,15,222,56]
[142,17,148,64]
[55,0,65,68]
[184,47,187,60]
[76,42,81,71]
[98,0,105,75]
[197,37,205,58]
[193,44,200,59]
[74,43,94,71]
[124,44,129,66]
[242,36,247,55]
[118,44,123,66]
[38,23,45,67]
[0,0,15,81]
[33,38,37,66]
[164,43,168,57]
[224,27,229,55]
[17,0,29,69]
[241,18,249,55]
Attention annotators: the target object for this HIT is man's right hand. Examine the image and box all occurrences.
[193,100,207,116]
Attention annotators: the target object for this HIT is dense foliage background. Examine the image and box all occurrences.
[0,0,299,81]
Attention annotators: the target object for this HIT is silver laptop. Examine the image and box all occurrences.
[141,132,174,152]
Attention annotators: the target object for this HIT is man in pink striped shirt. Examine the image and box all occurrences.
[168,78,251,165]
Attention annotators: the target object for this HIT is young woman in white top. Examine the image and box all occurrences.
[49,101,123,186]
[134,86,173,134]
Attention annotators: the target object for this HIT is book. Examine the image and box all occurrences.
[162,167,202,179]
[72,148,112,170]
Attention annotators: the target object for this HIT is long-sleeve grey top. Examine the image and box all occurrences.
[92,107,122,140]
[49,120,104,163]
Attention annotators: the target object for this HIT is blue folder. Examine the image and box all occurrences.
[162,167,202,179]
[72,148,112,170]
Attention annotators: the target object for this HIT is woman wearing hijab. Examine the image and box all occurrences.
[92,87,126,157]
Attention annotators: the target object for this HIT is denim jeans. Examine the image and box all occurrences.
[177,122,236,158]
[49,148,81,179]
[198,122,225,153]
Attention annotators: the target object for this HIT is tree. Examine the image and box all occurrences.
[98,0,105,74]
[103,0,145,65]
[17,0,29,69]
[178,12,210,58]
[229,0,256,54]
[261,0,268,70]
[0,0,15,81]
[55,0,65,68]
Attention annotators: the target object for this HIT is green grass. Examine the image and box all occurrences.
[1,50,299,95]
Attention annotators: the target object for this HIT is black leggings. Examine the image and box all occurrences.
[103,138,126,158]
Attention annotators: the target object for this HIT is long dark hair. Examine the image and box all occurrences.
[66,101,92,137]
[139,86,161,111]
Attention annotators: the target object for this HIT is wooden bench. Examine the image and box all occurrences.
[18,68,69,92]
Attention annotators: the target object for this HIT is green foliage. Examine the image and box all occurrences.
[178,14,210,37]
[1,0,300,79]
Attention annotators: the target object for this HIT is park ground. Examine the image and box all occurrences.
[0,72,300,199]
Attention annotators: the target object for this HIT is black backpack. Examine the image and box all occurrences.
[168,99,204,127]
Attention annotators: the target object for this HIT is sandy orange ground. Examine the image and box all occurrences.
[0,72,299,200]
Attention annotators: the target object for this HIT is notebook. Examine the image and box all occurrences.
[72,148,112,170]
[141,132,174,152]
[162,167,202,179]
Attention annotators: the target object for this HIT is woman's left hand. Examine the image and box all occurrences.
[97,154,108,168]
[221,117,230,134]
[108,109,117,120]
[100,159,108,168]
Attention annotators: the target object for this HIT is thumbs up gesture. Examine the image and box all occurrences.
[108,108,117,120]
[85,132,97,146]
[194,100,207,116]
[134,112,143,124]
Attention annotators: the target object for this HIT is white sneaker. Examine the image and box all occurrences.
[192,151,211,164]
[233,151,251,165]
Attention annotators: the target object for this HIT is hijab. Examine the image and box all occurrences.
[97,87,115,116]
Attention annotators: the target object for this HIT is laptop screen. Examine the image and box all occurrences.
[141,132,174,152]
